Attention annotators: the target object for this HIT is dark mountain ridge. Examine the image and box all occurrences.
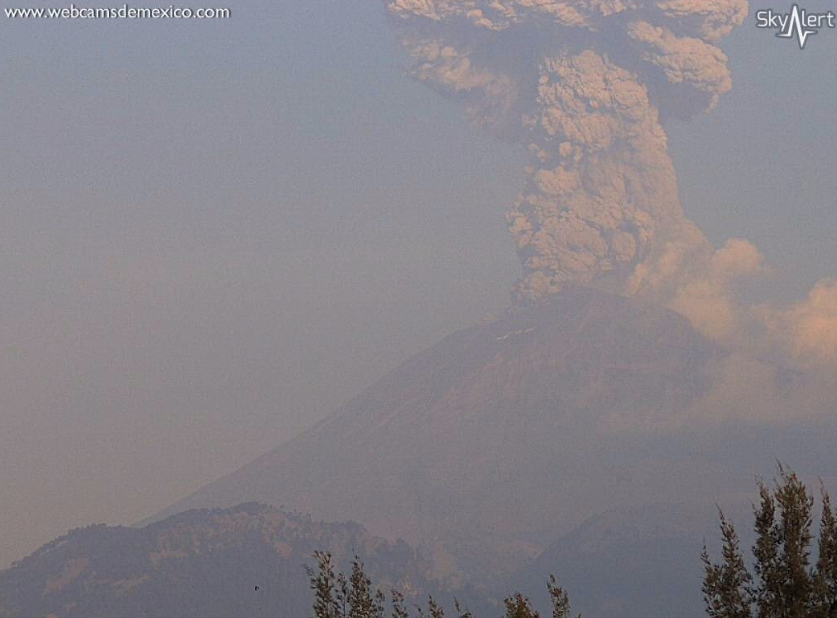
[0,503,441,618]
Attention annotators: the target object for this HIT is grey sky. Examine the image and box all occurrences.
[0,0,835,566]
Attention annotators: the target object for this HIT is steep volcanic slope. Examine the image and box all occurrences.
[0,503,440,618]
[153,288,744,578]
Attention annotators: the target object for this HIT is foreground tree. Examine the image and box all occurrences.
[547,575,579,618]
[305,551,341,618]
[306,554,578,618]
[703,465,837,618]
[503,594,539,618]
[702,512,751,618]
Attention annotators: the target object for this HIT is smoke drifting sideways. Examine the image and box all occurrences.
[383,0,749,305]
[382,0,837,375]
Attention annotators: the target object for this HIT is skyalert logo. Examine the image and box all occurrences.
[756,4,836,49]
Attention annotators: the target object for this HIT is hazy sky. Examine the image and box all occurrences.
[0,0,835,566]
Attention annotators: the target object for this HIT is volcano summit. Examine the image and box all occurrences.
[151,287,751,581]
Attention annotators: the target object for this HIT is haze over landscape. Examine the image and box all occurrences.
[2,0,837,616]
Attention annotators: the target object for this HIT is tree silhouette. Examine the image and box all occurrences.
[703,465,837,618]
[306,554,577,618]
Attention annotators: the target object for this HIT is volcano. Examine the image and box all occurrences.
[151,287,753,581]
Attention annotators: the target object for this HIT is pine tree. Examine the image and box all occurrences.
[337,570,350,618]
[703,465,831,618]
[453,598,472,618]
[426,597,445,618]
[308,552,576,618]
[503,593,539,618]
[348,557,383,618]
[753,467,814,618]
[305,551,342,618]
[547,575,580,618]
[751,479,781,618]
[813,486,837,617]
[390,590,410,618]
[702,511,751,618]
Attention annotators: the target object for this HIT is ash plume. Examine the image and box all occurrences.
[383,0,748,304]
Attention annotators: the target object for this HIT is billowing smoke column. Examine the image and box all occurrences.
[384,0,748,304]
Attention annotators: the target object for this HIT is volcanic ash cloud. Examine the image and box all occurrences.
[384,0,748,304]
